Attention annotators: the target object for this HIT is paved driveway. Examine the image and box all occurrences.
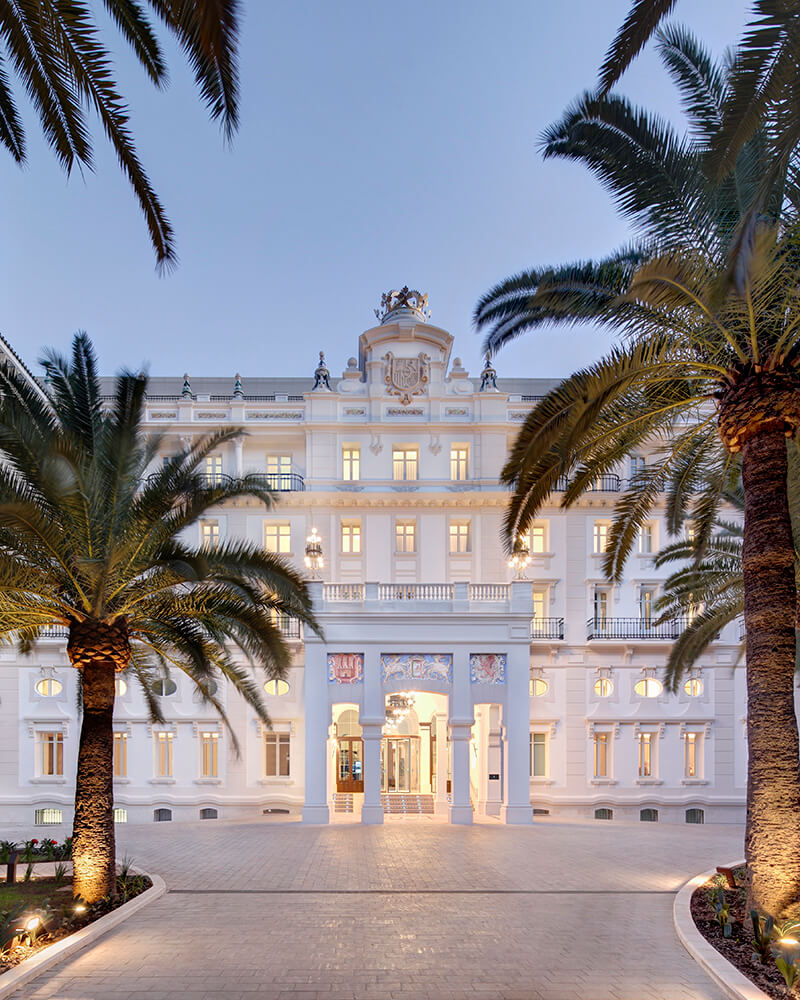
[10,815,741,1000]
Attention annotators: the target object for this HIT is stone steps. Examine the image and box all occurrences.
[381,793,435,814]
[332,793,354,813]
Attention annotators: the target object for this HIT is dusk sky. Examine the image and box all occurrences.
[1,1,749,382]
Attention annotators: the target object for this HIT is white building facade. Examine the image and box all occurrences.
[0,290,747,830]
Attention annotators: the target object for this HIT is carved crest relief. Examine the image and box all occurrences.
[383,351,430,405]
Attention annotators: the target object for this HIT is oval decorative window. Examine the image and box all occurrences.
[593,678,613,697]
[35,678,63,697]
[264,679,290,696]
[634,678,663,698]
[151,678,177,696]
[115,677,127,696]
[684,678,703,697]
[529,677,549,697]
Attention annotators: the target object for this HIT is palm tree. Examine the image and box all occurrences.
[0,333,318,903]
[475,27,800,916]
[0,1,241,268]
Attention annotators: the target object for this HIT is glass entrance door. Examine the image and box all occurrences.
[381,736,420,793]
[337,737,363,792]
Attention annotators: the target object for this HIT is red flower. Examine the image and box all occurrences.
[31,839,38,844]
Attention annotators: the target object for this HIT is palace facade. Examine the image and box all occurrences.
[0,292,746,829]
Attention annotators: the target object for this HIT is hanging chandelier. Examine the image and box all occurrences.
[384,692,415,730]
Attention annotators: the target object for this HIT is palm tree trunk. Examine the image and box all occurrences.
[72,658,116,902]
[742,429,800,917]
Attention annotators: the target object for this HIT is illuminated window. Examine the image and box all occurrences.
[392,448,418,481]
[638,523,654,554]
[450,446,469,481]
[113,808,127,823]
[151,678,177,697]
[35,808,62,825]
[37,732,63,776]
[638,732,654,778]
[341,520,361,554]
[594,677,613,697]
[266,455,292,489]
[264,679,290,696]
[200,732,219,778]
[532,589,547,621]
[530,524,546,553]
[593,521,609,553]
[639,588,655,625]
[634,677,663,698]
[204,455,223,485]
[342,447,360,481]
[155,732,174,777]
[684,677,703,697]
[264,733,290,777]
[449,521,471,554]
[593,732,610,778]
[593,588,610,628]
[35,677,63,697]
[684,731,701,778]
[264,522,291,554]
[530,732,548,777]
[113,732,127,778]
[115,677,127,696]
[530,677,549,697]
[395,520,416,553]
[200,519,219,549]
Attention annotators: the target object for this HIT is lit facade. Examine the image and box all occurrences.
[0,292,748,829]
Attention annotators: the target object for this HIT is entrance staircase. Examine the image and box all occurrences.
[332,793,355,813]
[381,793,435,815]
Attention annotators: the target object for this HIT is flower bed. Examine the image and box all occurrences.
[691,867,800,998]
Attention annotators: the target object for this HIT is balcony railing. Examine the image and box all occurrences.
[469,583,509,601]
[323,583,365,602]
[274,614,302,639]
[586,616,689,640]
[378,583,454,601]
[586,475,621,492]
[145,472,305,492]
[531,617,564,639]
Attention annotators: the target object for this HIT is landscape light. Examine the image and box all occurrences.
[25,916,40,932]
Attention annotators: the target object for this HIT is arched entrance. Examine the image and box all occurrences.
[335,708,363,793]
[381,704,421,793]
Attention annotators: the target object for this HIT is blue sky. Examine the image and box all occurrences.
[0,1,749,381]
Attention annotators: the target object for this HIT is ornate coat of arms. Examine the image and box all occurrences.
[383,351,430,405]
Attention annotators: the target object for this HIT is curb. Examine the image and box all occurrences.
[673,858,770,1000]
[0,871,166,1000]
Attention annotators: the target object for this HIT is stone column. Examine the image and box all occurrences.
[233,438,243,478]
[302,636,330,824]
[360,721,384,825]
[501,646,533,825]
[434,712,449,816]
[448,721,473,824]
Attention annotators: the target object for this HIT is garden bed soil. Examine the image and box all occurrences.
[691,867,798,998]
[0,872,152,975]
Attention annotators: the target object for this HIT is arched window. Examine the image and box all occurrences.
[594,808,613,821]
[530,677,549,697]
[113,808,127,823]
[115,677,127,696]
[634,678,663,698]
[685,808,705,825]
[593,677,613,697]
[640,808,659,822]
[35,677,63,697]
[336,709,362,738]
[153,807,172,822]
[151,678,177,697]
[264,679,289,696]
[684,678,703,697]
[200,807,218,820]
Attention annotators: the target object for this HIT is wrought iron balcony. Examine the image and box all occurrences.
[274,613,302,639]
[586,474,621,492]
[530,617,565,640]
[247,472,305,492]
[586,616,689,640]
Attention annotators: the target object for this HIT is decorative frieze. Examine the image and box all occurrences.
[381,653,453,684]
[327,653,364,684]
[469,653,506,684]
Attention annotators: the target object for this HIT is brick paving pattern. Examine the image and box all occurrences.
[7,815,742,999]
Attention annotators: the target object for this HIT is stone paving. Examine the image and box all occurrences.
[7,814,743,999]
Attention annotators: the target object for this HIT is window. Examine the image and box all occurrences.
[341,520,361,554]
[200,732,219,778]
[449,520,471,554]
[532,589,547,621]
[265,733,290,777]
[593,521,609,553]
[530,732,548,777]
[395,520,416,554]
[115,677,127,697]
[113,732,127,778]
[630,455,646,478]
[639,588,655,625]
[266,455,292,489]
[594,677,613,697]
[638,732,654,778]
[113,808,127,823]
[594,808,613,821]
[684,677,703,697]
[34,808,62,825]
[200,519,219,549]
[392,447,418,481]
[593,732,610,778]
[155,732,174,777]
[530,677,549,697]
[530,524,546,553]
[686,808,705,824]
[154,808,172,822]
[265,522,291,554]
[264,679,290,696]
[634,677,663,698]
[684,731,701,778]
[640,808,659,822]
[450,446,469,481]
[205,455,223,486]
[151,678,177,697]
[200,807,218,820]
[342,447,360,481]
[35,678,63,697]
[38,732,63,776]
[638,523,654,554]
[593,589,609,627]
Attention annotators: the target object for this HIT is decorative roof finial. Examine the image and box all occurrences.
[313,351,331,391]
[233,373,243,399]
[375,286,431,324]
[479,352,498,392]
[182,373,192,398]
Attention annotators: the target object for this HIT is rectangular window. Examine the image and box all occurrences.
[342,447,360,482]
[450,446,469,481]
[264,733,290,777]
[638,732,653,778]
[593,732,609,778]
[200,519,219,549]
[593,588,609,627]
[449,520,471,554]
[630,455,646,478]
[530,524,546,553]
[113,732,127,778]
[155,732,173,777]
[638,523,653,554]
[266,455,292,490]
[205,455,223,486]
[593,522,609,553]
[341,520,362,554]
[530,732,547,778]
[640,588,655,625]
[201,732,219,778]
[264,522,291,554]
[395,520,417,554]
[532,589,547,621]
[392,448,418,481]
[34,808,62,826]
[684,732,700,778]
[38,732,63,776]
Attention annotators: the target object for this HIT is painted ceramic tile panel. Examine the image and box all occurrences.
[469,653,507,684]
[380,653,453,683]
[327,653,364,684]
